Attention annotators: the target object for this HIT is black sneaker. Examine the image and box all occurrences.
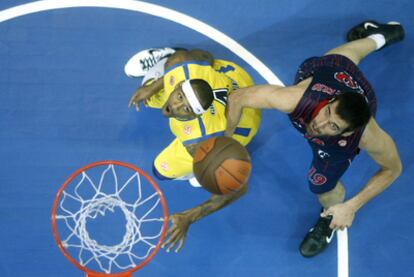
[346,20,405,49]
[299,215,335,258]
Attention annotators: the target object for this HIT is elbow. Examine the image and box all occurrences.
[394,159,403,179]
[388,159,403,182]
[228,92,244,107]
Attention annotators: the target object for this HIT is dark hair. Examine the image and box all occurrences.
[190,79,214,110]
[334,92,371,132]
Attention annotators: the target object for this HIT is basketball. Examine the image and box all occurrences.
[193,136,251,195]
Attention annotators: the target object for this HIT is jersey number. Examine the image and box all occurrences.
[217,65,235,73]
[308,166,327,186]
[213,89,228,106]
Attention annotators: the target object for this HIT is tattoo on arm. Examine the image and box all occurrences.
[186,185,247,223]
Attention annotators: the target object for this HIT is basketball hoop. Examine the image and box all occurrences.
[51,161,168,277]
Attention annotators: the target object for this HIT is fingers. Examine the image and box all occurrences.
[320,208,332,218]
[128,97,141,111]
[128,91,142,111]
[329,215,338,229]
[329,219,350,230]
[164,224,175,238]
[321,205,354,230]
[175,238,185,253]
[161,215,187,253]
[128,93,137,108]
[161,216,178,250]
[162,228,182,253]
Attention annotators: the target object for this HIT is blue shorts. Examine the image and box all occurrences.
[307,150,356,194]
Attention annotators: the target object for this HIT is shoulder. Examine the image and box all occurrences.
[358,117,387,151]
[358,117,402,175]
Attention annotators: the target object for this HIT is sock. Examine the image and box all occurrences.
[368,34,386,50]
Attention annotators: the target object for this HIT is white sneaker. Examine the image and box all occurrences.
[189,177,202,188]
[124,47,176,78]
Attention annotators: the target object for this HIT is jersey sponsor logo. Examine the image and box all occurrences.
[160,162,169,171]
[308,166,328,186]
[183,125,192,135]
[311,83,338,95]
[338,139,347,147]
[334,71,364,94]
[318,149,330,159]
[169,75,175,86]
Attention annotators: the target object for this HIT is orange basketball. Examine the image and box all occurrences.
[193,137,251,195]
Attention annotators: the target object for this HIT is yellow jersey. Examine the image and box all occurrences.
[146,59,261,146]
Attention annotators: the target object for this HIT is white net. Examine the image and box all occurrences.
[54,163,166,274]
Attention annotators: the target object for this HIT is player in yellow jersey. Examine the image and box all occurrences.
[126,48,261,252]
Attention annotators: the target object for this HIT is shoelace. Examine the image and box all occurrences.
[140,55,159,71]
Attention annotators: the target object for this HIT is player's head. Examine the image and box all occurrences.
[162,79,214,120]
[306,93,371,137]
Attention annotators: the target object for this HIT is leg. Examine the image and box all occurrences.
[317,180,345,209]
[301,158,352,257]
[325,20,405,65]
[324,38,376,65]
[153,138,194,180]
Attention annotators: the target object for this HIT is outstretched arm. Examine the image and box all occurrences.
[349,118,402,209]
[224,84,304,137]
[161,140,246,253]
[128,77,164,111]
[322,118,402,229]
[161,184,247,253]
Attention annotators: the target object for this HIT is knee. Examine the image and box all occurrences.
[316,182,346,208]
[323,49,362,65]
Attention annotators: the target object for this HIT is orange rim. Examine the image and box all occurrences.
[51,160,168,276]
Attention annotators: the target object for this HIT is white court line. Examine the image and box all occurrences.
[0,1,348,276]
[337,229,349,277]
[0,0,283,86]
